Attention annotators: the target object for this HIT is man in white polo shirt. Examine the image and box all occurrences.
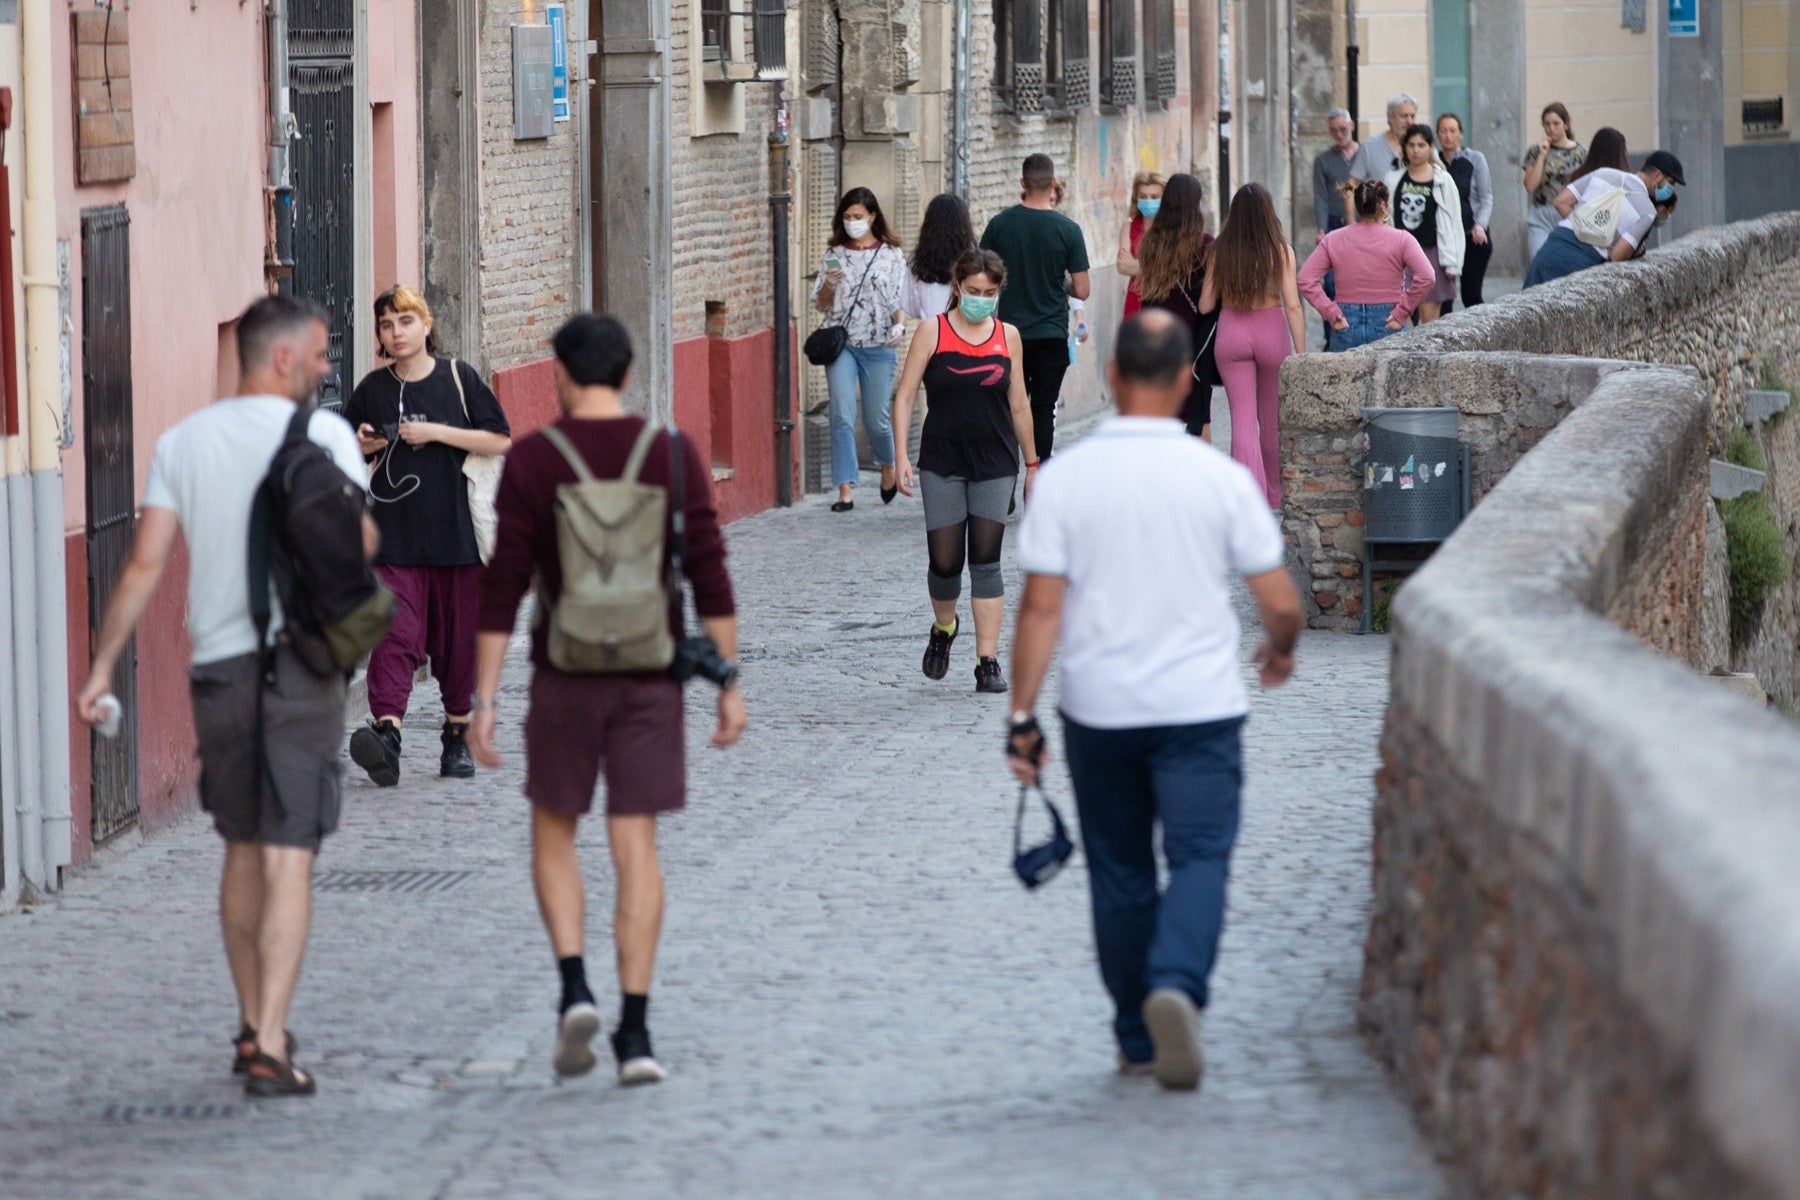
[1006,310,1302,1090]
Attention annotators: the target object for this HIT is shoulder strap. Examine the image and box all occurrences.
[621,420,662,484]
[449,358,469,424]
[248,407,309,656]
[539,424,596,483]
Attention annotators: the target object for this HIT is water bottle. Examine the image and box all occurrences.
[1068,298,1088,365]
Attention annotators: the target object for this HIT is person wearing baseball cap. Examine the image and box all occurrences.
[1525,146,1686,287]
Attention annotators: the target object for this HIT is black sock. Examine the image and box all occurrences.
[558,956,594,1012]
[619,993,649,1034]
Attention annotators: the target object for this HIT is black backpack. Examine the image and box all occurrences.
[248,407,396,680]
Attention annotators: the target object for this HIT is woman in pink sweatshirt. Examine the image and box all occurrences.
[1298,179,1434,352]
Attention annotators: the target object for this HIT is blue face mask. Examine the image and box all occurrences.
[1653,182,1675,204]
[958,294,999,323]
[1137,199,1161,219]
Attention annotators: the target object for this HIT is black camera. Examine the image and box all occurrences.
[670,634,739,689]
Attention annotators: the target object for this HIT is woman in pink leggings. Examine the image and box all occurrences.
[1199,184,1308,509]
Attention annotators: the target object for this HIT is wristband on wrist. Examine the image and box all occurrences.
[471,695,499,713]
[1025,459,1039,468]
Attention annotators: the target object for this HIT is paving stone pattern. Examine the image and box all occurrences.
[0,413,1443,1199]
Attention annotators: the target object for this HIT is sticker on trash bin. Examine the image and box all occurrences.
[1380,467,1394,483]
[1401,455,1415,475]
[1435,462,1447,477]
[1400,473,1414,489]
[1365,464,1375,489]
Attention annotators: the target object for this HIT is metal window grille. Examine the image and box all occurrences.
[753,0,787,79]
[1743,97,1786,135]
[701,0,732,63]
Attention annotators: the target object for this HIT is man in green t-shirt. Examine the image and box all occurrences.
[979,153,1092,464]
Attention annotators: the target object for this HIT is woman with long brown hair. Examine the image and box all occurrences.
[1199,184,1306,509]
[1136,173,1215,436]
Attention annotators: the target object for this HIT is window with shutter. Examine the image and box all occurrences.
[1050,0,1091,113]
[1146,0,1176,104]
[1098,0,1137,108]
[995,0,1046,115]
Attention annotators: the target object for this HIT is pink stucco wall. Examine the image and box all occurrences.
[369,0,421,302]
[54,4,269,523]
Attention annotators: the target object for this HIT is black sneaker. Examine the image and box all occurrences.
[349,720,402,787]
[975,656,1007,694]
[440,721,475,779]
[611,1026,666,1086]
[922,620,958,681]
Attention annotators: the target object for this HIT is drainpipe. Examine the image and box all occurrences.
[20,0,68,890]
[1345,0,1359,131]
[951,0,970,198]
[769,95,794,507]
[267,0,296,290]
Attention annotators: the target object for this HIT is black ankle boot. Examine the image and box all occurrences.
[349,720,402,787]
[440,721,475,779]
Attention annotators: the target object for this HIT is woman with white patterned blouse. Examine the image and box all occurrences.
[812,187,908,512]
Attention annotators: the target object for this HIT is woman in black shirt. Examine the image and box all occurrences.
[892,250,1036,694]
[1137,172,1217,438]
[341,285,512,785]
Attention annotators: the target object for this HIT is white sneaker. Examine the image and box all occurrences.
[1142,988,1204,1091]
[553,1002,600,1078]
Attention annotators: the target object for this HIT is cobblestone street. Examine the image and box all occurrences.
[0,413,1444,1199]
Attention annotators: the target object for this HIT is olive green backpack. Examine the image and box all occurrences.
[537,422,676,673]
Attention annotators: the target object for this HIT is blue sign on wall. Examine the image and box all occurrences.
[1669,0,1699,37]
[548,4,570,121]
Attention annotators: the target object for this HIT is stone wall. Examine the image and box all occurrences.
[1364,366,1800,1199]
[1280,212,1800,631]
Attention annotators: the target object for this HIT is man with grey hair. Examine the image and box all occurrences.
[1311,108,1360,344]
[1347,93,1422,194]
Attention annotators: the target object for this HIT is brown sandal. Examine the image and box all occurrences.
[243,1049,316,1097]
[233,1025,298,1075]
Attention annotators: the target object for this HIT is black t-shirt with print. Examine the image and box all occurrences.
[1393,175,1439,250]
[343,358,511,567]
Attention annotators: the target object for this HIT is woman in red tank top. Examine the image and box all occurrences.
[1117,171,1166,320]
[891,250,1037,694]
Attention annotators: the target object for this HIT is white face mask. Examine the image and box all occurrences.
[844,218,872,240]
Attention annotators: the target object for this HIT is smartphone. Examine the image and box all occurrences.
[824,254,843,273]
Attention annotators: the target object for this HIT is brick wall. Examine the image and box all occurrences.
[671,2,778,343]
[477,2,585,371]
[1364,366,1800,1199]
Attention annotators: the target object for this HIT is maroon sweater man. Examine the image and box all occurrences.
[470,313,748,1087]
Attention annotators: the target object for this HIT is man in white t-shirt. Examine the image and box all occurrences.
[1523,149,1686,288]
[76,296,376,1098]
[1007,310,1303,1090]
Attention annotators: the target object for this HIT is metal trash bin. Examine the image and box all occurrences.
[1359,406,1470,632]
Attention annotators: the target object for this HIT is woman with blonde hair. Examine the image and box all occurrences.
[1199,184,1307,509]
[342,285,512,786]
[1115,170,1166,320]
[1135,172,1215,436]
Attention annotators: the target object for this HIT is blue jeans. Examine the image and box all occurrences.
[1062,714,1245,1064]
[1329,302,1398,352]
[825,343,896,487]
[1524,226,1607,289]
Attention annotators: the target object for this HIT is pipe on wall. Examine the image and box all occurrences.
[9,0,70,894]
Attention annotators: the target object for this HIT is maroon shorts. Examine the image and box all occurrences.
[523,668,686,817]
